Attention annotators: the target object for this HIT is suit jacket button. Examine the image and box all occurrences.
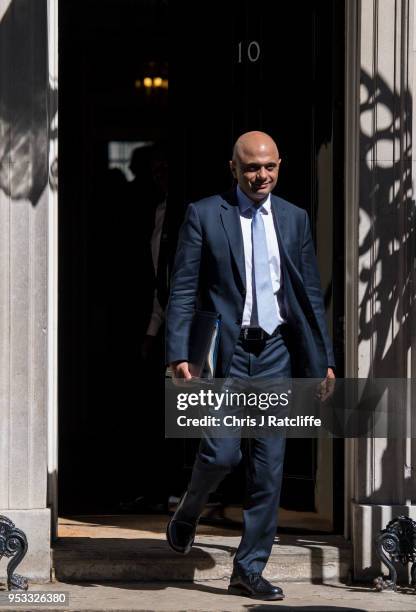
[236,318,242,325]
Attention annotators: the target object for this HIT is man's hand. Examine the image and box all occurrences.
[316,367,336,402]
[170,361,193,386]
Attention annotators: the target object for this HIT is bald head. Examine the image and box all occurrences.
[230,131,281,203]
[232,131,279,162]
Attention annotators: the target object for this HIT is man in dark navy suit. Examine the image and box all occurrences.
[165,131,335,601]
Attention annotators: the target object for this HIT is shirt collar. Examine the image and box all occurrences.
[236,185,271,215]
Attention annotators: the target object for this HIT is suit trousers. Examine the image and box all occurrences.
[177,325,292,574]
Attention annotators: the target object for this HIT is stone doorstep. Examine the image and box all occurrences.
[53,534,352,582]
[2,581,416,612]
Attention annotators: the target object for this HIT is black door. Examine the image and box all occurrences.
[59,0,344,529]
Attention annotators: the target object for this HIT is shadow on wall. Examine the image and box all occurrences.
[356,65,415,472]
[359,68,414,378]
[0,0,57,206]
[357,68,415,579]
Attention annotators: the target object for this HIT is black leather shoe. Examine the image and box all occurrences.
[228,571,285,601]
[166,492,198,555]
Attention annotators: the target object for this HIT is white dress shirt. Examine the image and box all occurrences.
[146,199,166,336]
[236,185,285,328]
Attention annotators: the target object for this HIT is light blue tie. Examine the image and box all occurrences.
[251,206,279,335]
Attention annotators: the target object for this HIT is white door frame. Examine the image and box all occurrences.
[47,0,59,540]
[344,0,361,540]
[45,1,360,539]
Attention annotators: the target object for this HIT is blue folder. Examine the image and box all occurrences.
[188,310,221,379]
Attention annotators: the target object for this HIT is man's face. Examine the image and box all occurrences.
[229,143,281,203]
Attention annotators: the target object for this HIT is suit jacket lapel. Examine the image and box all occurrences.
[219,189,246,292]
[271,194,296,269]
[270,195,287,249]
[219,191,295,292]
[271,194,304,286]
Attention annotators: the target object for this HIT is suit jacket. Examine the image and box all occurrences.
[165,189,335,378]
